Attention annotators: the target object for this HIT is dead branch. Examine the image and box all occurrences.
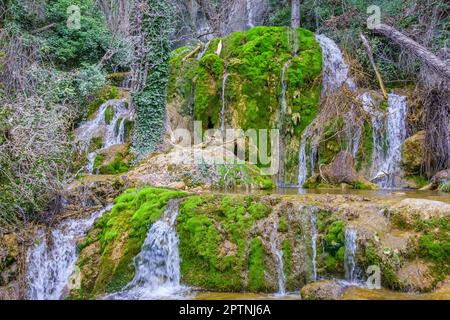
[372,23,450,81]
[360,33,388,99]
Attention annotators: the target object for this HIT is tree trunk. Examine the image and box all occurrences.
[372,24,450,81]
[291,0,301,29]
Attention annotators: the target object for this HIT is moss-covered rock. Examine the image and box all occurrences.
[167,27,322,184]
[70,187,186,299]
[402,131,425,176]
[92,144,134,175]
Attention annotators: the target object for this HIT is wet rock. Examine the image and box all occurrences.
[321,151,359,185]
[301,280,345,300]
[397,260,435,292]
[393,199,450,225]
[402,131,425,175]
[431,169,450,190]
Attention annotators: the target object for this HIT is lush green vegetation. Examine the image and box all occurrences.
[72,187,185,298]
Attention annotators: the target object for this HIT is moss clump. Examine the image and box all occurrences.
[282,239,293,277]
[167,27,322,184]
[88,137,103,153]
[177,194,273,291]
[247,237,267,292]
[87,86,120,118]
[278,216,288,233]
[104,105,115,125]
[72,187,186,299]
[318,218,346,274]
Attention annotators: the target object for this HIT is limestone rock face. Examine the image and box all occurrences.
[402,131,425,175]
[301,280,345,300]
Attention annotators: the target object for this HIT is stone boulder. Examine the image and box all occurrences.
[402,131,425,175]
[431,169,450,190]
[318,151,377,189]
[301,280,346,300]
[321,151,359,184]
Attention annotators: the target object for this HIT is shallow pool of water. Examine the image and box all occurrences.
[232,187,450,204]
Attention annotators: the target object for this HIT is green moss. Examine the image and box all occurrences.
[97,152,130,175]
[93,154,105,172]
[282,239,293,277]
[356,121,373,171]
[248,237,266,292]
[278,216,288,233]
[88,137,103,153]
[167,27,322,183]
[72,187,186,299]
[322,220,346,274]
[104,105,115,125]
[87,86,120,118]
[177,194,274,292]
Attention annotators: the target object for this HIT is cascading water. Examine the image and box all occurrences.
[298,136,308,187]
[196,40,211,61]
[221,73,230,134]
[270,220,286,295]
[374,94,408,188]
[75,99,132,174]
[297,34,359,187]
[344,228,358,283]
[310,209,318,281]
[314,34,356,93]
[246,0,255,28]
[26,205,113,300]
[107,199,186,300]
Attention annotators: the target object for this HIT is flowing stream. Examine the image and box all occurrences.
[26,205,113,300]
[221,73,230,134]
[310,209,318,281]
[344,228,358,283]
[269,220,286,295]
[106,199,186,300]
[75,99,132,173]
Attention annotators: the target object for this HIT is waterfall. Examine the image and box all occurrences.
[361,93,408,188]
[270,220,286,295]
[298,136,308,187]
[221,73,230,133]
[26,205,113,300]
[196,40,211,61]
[310,209,318,281]
[246,0,255,28]
[75,99,132,173]
[344,228,358,283]
[297,34,360,187]
[314,34,356,94]
[374,94,408,188]
[107,199,186,300]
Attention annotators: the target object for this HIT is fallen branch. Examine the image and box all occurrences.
[372,24,450,81]
[360,33,388,99]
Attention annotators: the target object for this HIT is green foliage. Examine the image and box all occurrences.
[177,194,274,292]
[73,187,186,298]
[132,0,174,157]
[75,64,106,98]
[248,238,267,292]
[44,0,110,67]
[104,105,115,125]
